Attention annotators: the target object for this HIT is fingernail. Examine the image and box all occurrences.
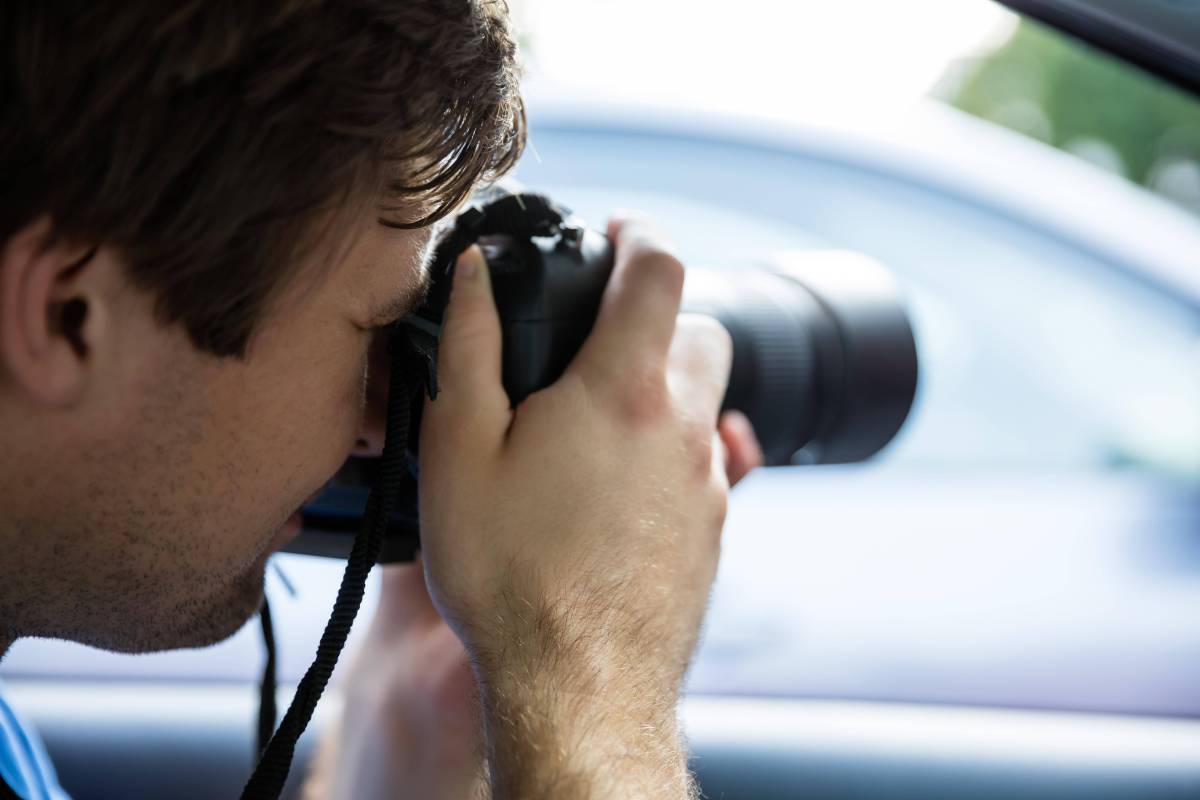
[456,247,483,282]
[725,409,750,430]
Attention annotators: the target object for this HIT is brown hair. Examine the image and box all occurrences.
[0,0,525,356]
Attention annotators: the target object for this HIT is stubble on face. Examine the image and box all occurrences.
[8,334,288,653]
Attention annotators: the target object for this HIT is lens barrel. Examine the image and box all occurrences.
[683,251,917,465]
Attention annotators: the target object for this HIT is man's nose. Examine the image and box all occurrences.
[352,331,391,458]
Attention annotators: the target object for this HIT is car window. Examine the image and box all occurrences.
[5,0,1199,719]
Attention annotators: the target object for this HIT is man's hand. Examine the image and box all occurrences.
[416,216,759,799]
[307,410,759,800]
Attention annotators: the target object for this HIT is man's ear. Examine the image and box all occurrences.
[0,218,108,407]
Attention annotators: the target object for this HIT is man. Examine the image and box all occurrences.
[0,2,762,798]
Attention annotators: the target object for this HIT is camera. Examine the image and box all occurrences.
[285,191,918,563]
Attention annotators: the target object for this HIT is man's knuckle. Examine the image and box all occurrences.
[707,481,730,531]
[625,245,685,296]
[680,423,716,477]
[444,312,492,352]
[614,372,670,426]
[676,314,731,361]
[701,316,733,359]
[645,250,686,293]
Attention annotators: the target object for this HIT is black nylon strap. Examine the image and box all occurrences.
[256,598,277,758]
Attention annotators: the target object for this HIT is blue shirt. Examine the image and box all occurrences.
[0,685,69,800]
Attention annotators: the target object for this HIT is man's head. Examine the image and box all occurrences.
[0,0,523,653]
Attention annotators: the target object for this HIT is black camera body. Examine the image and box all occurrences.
[288,193,918,563]
[482,223,615,407]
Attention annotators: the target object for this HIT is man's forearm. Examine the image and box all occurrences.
[479,672,696,800]
[469,592,698,800]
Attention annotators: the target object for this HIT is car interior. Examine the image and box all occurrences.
[3,1,1199,798]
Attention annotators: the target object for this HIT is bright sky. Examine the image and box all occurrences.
[514,0,1018,120]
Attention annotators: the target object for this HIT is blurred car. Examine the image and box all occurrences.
[3,2,1199,798]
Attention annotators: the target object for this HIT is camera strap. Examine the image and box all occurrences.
[240,191,569,799]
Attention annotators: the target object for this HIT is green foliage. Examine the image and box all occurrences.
[946,19,1200,190]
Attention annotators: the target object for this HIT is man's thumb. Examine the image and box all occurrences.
[422,246,510,450]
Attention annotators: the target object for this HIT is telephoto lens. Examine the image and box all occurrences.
[481,224,918,466]
[683,251,918,465]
